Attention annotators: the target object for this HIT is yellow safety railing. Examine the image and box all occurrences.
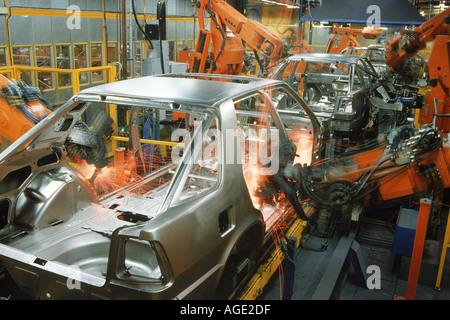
[0,65,184,160]
[109,136,184,158]
[0,65,117,96]
[113,136,183,148]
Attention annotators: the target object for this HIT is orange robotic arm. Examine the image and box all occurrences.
[325,27,363,54]
[325,26,384,54]
[0,74,51,148]
[385,9,450,68]
[385,9,450,132]
[323,130,450,203]
[280,126,450,224]
[189,0,284,75]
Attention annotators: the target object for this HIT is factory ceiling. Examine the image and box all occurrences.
[301,0,426,25]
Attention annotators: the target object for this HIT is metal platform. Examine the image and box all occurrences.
[259,214,450,300]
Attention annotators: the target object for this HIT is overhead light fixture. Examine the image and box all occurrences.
[313,21,332,28]
[261,0,300,9]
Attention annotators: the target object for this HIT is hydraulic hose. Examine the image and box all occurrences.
[19,104,40,124]
[157,0,166,74]
[157,0,167,40]
[207,0,226,73]
[275,172,310,221]
[132,0,153,49]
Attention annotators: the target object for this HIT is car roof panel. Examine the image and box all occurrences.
[286,53,363,63]
[77,74,282,107]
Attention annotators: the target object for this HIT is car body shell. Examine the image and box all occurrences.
[340,45,393,80]
[271,53,382,139]
[0,74,318,299]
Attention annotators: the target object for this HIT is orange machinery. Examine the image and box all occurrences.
[188,0,284,76]
[278,126,450,228]
[0,74,51,149]
[325,26,384,54]
[187,2,385,76]
[283,25,383,56]
[385,8,450,132]
[278,25,384,81]
[323,129,450,204]
[284,26,316,56]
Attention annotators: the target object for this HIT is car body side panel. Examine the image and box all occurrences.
[138,99,265,298]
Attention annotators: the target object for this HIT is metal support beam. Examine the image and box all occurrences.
[233,219,307,300]
[121,0,128,79]
[405,198,431,300]
[348,241,369,288]
[282,236,297,300]
[311,230,361,300]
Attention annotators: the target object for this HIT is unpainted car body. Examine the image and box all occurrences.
[0,74,318,299]
[271,53,407,144]
[341,44,425,85]
[340,44,393,80]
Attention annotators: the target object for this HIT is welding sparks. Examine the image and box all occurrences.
[240,126,316,232]
[75,160,121,196]
[74,150,143,197]
[289,133,313,166]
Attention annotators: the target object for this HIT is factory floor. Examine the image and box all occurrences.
[260,209,450,301]
[2,208,450,301]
